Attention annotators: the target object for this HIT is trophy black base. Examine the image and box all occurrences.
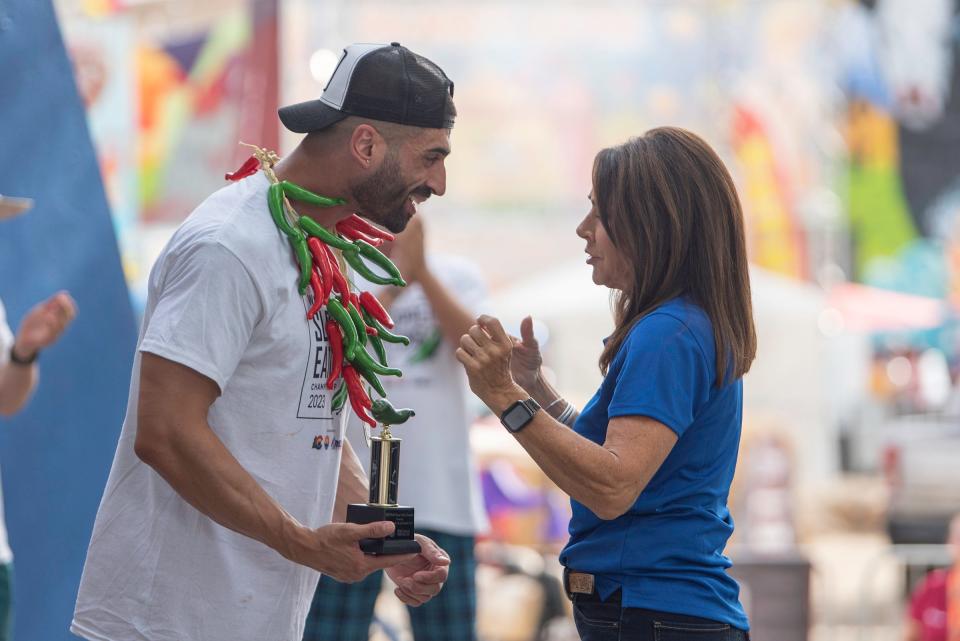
[347,503,421,556]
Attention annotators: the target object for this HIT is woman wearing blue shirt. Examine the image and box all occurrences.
[456,127,756,640]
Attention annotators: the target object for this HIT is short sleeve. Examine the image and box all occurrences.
[0,300,13,367]
[607,313,712,437]
[139,242,263,392]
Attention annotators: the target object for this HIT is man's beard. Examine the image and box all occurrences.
[351,151,429,233]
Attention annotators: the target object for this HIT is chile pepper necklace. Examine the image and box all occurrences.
[225,146,415,430]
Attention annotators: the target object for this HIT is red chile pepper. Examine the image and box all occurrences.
[224,155,259,181]
[348,293,377,335]
[308,238,334,302]
[341,214,396,242]
[359,291,395,328]
[306,270,326,320]
[326,320,344,389]
[321,242,351,299]
[343,365,376,427]
[352,399,376,428]
[298,216,356,252]
[335,221,385,247]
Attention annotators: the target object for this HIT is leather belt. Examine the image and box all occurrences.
[562,567,596,599]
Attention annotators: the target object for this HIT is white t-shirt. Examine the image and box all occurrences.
[346,254,490,536]
[0,300,15,564]
[72,173,346,641]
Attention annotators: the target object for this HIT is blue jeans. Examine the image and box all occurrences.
[572,591,748,641]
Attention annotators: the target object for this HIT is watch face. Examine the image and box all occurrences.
[503,403,532,432]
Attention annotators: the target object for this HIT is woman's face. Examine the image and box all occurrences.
[577,192,631,291]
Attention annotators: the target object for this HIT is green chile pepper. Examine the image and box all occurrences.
[298,216,356,252]
[355,360,387,397]
[331,380,348,411]
[347,303,367,346]
[370,398,415,425]
[361,308,390,366]
[342,249,400,287]
[410,328,443,364]
[267,184,300,239]
[292,236,312,295]
[369,317,410,345]
[325,297,359,361]
[369,333,388,366]
[279,181,345,208]
[354,240,406,286]
[350,348,402,378]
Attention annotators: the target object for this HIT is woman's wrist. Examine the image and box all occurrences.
[484,383,527,416]
[526,374,560,408]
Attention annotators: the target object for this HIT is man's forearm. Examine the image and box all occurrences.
[0,362,38,416]
[333,437,369,522]
[136,413,307,559]
[417,268,477,346]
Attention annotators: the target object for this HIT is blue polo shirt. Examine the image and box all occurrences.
[559,298,749,630]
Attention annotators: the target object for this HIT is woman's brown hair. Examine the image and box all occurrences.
[594,127,756,385]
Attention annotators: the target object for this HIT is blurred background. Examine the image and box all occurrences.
[2,0,960,639]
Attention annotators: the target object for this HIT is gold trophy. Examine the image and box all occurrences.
[347,400,421,555]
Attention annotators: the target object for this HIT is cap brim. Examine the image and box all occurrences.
[278,99,349,134]
[0,196,33,220]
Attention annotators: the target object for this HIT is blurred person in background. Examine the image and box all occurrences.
[304,214,489,641]
[71,43,453,641]
[457,128,756,640]
[0,292,76,641]
[905,512,960,641]
[0,198,78,641]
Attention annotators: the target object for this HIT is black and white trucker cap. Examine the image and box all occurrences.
[278,42,455,134]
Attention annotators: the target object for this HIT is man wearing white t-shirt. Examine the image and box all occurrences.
[72,43,456,641]
[304,216,489,641]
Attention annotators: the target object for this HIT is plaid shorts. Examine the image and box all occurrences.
[302,529,477,641]
[0,563,11,641]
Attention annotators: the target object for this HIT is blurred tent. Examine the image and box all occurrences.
[488,259,611,408]
[825,282,946,332]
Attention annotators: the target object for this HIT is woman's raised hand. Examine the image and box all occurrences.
[510,316,543,392]
[456,315,525,412]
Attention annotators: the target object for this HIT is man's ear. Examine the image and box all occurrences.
[349,123,383,169]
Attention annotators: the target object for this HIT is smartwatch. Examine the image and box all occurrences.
[499,398,541,433]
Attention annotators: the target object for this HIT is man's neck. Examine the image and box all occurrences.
[272,147,355,229]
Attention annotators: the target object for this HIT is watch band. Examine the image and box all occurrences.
[499,397,541,433]
[9,344,38,366]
